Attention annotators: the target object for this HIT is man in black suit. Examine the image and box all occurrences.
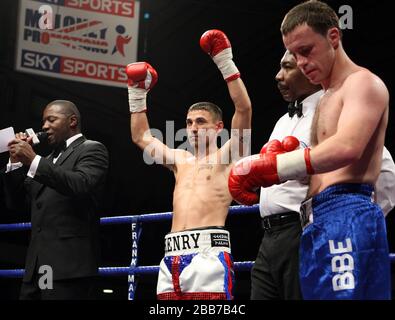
[3,100,109,300]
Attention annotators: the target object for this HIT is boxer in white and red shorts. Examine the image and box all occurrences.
[127,28,251,300]
[157,227,234,300]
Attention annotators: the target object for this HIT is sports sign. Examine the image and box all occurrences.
[15,0,140,87]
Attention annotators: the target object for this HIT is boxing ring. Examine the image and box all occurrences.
[1,204,394,299]
[0,205,259,299]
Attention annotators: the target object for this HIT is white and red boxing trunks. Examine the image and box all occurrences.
[156,227,234,300]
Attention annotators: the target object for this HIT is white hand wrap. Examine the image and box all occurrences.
[277,149,309,182]
[128,86,148,113]
[212,48,239,81]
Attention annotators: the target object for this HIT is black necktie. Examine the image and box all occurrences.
[288,101,303,118]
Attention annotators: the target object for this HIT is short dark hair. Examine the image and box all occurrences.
[281,0,341,38]
[47,100,81,130]
[188,102,223,121]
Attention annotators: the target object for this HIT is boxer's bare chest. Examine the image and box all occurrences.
[176,161,229,189]
[311,87,344,145]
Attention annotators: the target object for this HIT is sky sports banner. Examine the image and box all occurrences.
[15,0,140,88]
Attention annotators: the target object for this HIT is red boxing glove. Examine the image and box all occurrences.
[200,29,240,82]
[228,152,280,206]
[260,136,300,155]
[228,136,313,206]
[281,136,300,152]
[126,62,158,113]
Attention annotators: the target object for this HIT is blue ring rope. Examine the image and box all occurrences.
[0,261,256,278]
[0,205,259,232]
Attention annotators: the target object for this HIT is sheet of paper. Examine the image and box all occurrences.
[0,127,15,153]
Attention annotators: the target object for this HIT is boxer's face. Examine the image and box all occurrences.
[42,104,73,146]
[186,110,223,149]
[283,23,337,85]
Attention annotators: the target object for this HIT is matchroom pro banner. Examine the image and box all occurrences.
[15,0,140,88]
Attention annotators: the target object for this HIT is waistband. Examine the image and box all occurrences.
[312,183,374,206]
[164,227,231,256]
[300,183,374,229]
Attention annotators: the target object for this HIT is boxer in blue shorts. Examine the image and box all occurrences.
[229,1,391,299]
[299,184,390,299]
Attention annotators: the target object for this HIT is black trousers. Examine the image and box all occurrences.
[250,217,302,300]
[19,273,96,300]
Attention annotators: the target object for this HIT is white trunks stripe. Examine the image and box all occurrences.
[164,228,231,256]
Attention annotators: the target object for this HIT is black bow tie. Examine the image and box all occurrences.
[288,101,303,118]
[52,141,66,158]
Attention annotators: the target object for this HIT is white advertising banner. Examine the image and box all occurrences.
[15,0,140,88]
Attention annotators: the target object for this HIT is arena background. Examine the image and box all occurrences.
[0,0,394,300]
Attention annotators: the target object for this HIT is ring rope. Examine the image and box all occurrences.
[0,261,256,278]
[0,205,259,232]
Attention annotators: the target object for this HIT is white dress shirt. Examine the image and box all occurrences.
[7,133,83,178]
[259,90,395,217]
[259,90,323,217]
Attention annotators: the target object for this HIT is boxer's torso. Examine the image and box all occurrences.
[171,149,233,232]
[308,70,387,197]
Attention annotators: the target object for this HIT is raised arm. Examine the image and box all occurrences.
[228,78,252,159]
[127,62,181,169]
[200,30,252,161]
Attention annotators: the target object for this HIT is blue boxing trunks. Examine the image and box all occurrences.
[299,183,391,300]
[156,227,234,300]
